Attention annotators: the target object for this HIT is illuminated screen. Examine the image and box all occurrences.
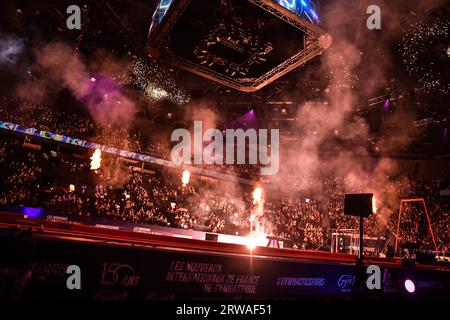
[150,1,319,33]
[274,0,320,24]
[23,207,43,218]
[150,0,174,32]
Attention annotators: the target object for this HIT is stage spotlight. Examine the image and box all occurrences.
[404,279,416,293]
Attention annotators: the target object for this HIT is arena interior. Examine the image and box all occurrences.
[0,0,449,303]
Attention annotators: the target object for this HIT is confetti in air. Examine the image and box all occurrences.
[400,18,449,94]
[119,58,190,105]
[330,54,359,90]
[0,33,24,65]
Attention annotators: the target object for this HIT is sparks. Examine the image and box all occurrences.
[253,187,263,205]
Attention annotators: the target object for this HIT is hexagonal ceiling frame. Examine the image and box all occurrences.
[147,0,330,92]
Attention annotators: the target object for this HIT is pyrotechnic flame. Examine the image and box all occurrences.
[372,195,377,213]
[90,149,102,170]
[253,187,263,205]
[182,170,190,186]
[245,232,267,251]
[246,237,257,250]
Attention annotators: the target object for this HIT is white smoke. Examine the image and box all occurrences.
[0,33,24,65]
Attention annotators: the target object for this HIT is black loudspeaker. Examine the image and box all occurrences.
[205,233,218,242]
[415,250,436,265]
[386,245,395,258]
[344,193,374,217]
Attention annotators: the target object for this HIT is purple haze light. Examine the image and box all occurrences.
[226,109,258,130]
[23,207,42,218]
[384,99,390,112]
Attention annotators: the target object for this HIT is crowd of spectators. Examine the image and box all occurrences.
[0,139,41,207]
[1,135,449,255]
[0,99,449,255]
[0,99,259,177]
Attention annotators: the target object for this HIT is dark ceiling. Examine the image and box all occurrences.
[0,0,449,158]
